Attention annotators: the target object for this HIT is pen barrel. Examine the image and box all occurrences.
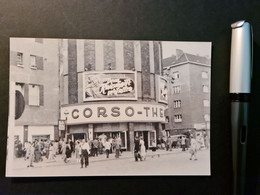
[231,101,248,195]
[229,21,252,94]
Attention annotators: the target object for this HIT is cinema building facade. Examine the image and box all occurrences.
[59,40,168,151]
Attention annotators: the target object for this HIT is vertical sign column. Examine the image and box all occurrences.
[141,41,151,99]
[68,40,78,104]
[95,40,104,71]
[115,40,124,70]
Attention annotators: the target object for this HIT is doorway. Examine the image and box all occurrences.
[72,133,86,142]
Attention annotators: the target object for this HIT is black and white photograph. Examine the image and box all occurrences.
[6,38,211,177]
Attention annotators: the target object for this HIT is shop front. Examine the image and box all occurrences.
[61,102,167,151]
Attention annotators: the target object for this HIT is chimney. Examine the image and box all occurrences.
[176,49,184,59]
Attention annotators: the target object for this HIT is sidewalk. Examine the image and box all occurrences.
[12,148,203,170]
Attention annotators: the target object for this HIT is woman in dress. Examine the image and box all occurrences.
[75,140,81,163]
[189,135,198,160]
[139,137,146,161]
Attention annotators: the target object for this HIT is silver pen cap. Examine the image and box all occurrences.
[229,20,252,94]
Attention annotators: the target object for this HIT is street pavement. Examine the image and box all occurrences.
[8,148,210,176]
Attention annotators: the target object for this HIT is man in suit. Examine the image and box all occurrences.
[134,136,140,162]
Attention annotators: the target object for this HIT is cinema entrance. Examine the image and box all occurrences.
[134,130,156,150]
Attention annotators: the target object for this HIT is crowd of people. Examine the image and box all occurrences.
[14,133,209,168]
[17,136,123,168]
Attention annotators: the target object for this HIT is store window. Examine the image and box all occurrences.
[149,131,156,147]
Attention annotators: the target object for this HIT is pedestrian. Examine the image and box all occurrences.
[189,135,198,160]
[181,136,186,151]
[64,142,72,163]
[139,137,146,161]
[26,142,35,168]
[151,139,159,158]
[114,137,120,159]
[134,136,140,162]
[80,139,90,168]
[117,136,123,155]
[34,140,42,163]
[48,142,56,161]
[61,140,67,160]
[92,138,99,157]
[104,139,111,158]
[75,140,81,163]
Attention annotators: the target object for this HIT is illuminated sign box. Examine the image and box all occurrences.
[83,71,137,101]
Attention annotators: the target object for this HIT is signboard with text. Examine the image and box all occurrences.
[83,71,137,101]
[58,120,66,131]
[61,102,167,124]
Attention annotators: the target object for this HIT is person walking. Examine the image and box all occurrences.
[80,139,90,168]
[139,137,146,161]
[104,139,111,158]
[151,139,159,158]
[75,140,81,163]
[64,142,72,163]
[26,142,35,168]
[114,137,121,159]
[181,136,186,151]
[48,142,56,161]
[134,136,140,162]
[189,135,198,160]
[92,138,99,157]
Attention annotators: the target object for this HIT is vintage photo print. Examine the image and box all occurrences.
[6,38,211,176]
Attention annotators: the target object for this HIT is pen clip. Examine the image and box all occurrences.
[251,24,253,79]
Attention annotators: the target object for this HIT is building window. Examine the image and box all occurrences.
[15,83,25,95]
[174,114,182,122]
[204,114,210,122]
[173,100,181,108]
[202,71,208,79]
[172,85,181,94]
[29,84,40,106]
[203,85,209,93]
[172,71,180,79]
[17,52,23,66]
[203,100,210,107]
[30,55,37,69]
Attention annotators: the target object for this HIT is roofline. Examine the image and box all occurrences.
[163,61,211,69]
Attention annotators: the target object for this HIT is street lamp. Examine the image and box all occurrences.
[64,110,69,141]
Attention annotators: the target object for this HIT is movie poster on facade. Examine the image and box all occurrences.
[83,71,137,101]
[158,76,168,104]
[7,38,211,177]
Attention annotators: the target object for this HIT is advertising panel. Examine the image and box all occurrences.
[158,76,168,103]
[83,71,137,101]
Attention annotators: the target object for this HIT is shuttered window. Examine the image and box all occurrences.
[28,84,40,106]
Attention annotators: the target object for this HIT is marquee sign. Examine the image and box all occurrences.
[83,71,137,101]
[61,102,167,124]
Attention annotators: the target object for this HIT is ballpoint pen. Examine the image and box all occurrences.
[229,20,253,195]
